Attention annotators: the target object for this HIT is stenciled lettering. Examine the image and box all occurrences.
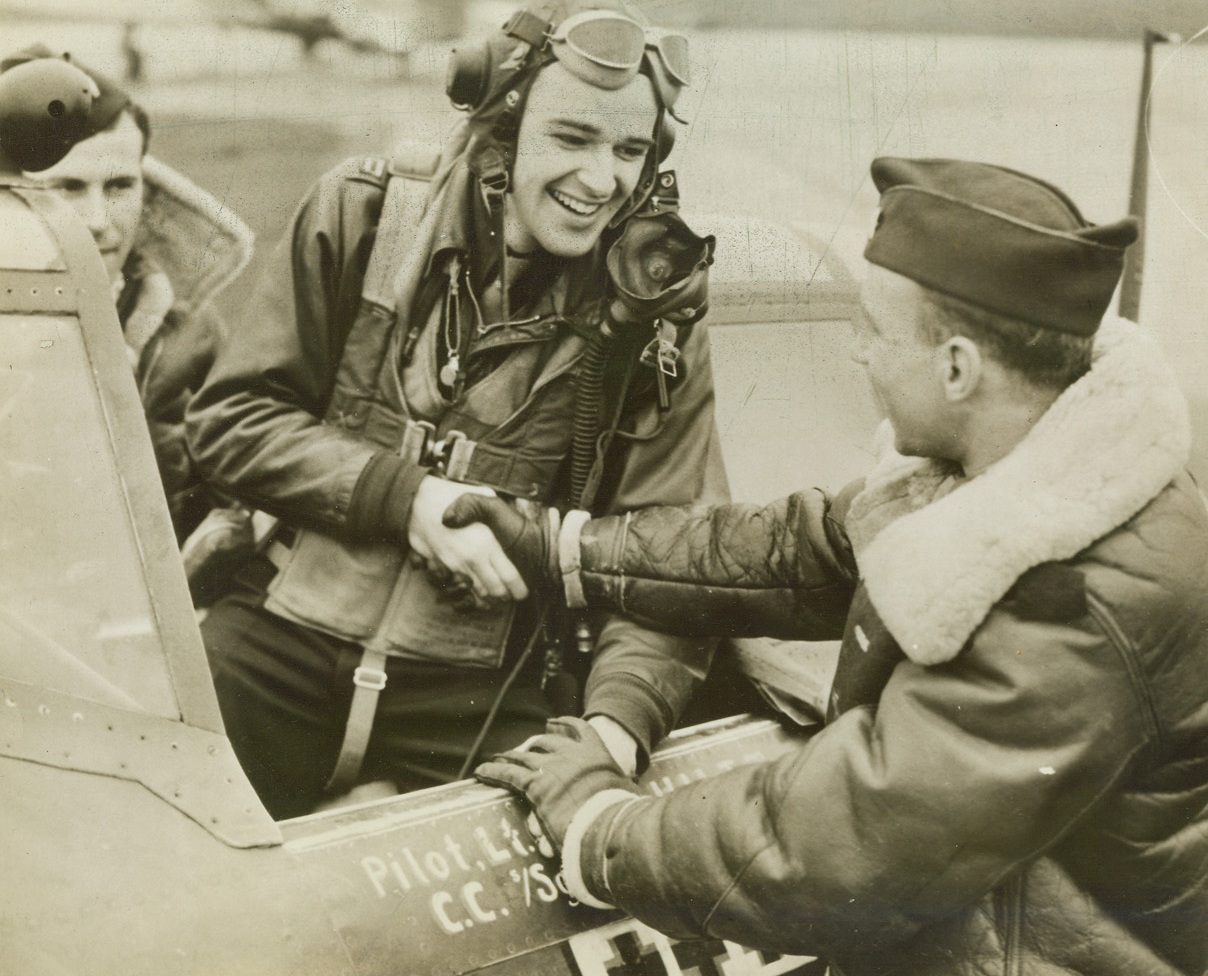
[424,850,451,881]
[429,881,510,934]
[462,881,497,923]
[431,891,463,934]
[475,826,511,865]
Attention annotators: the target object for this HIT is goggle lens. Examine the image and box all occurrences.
[554,13,646,71]
[650,32,690,87]
[551,12,690,90]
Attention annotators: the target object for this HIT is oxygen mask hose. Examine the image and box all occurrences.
[570,324,612,507]
[570,207,715,505]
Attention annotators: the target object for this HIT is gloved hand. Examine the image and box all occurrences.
[475,716,640,854]
[442,495,559,597]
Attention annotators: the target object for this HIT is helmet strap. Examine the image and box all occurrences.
[608,108,665,230]
[498,193,511,325]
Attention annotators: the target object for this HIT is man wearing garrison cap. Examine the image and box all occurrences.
[2,45,252,553]
[449,158,1208,974]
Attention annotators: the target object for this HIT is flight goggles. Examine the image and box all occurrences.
[511,8,690,113]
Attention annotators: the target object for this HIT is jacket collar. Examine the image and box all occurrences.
[425,176,488,279]
[846,315,1191,665]
[132,156,253,322]
[117,251,174,361]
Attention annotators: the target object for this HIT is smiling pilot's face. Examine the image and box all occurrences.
[506,61,657,258]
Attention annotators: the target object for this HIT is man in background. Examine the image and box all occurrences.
[5,45,253,547]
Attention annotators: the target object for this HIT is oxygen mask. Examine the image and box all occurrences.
[605,173,714,331]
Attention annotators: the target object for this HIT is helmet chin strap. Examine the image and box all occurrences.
[498,192,511,325]
[607,107,666,230]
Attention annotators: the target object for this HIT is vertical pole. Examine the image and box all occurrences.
[1119,30,1174,322]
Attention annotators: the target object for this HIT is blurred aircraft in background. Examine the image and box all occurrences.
[0,0,469,72]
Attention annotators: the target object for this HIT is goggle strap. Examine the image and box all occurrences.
[503,9,549,48]
[664,100,687,124]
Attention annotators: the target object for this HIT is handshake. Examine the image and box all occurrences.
[439,494,570,602]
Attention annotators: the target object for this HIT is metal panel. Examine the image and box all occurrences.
[280,717,800,976]
[1,715,811,976]
[0,677,279,848]
[0,307,179,717]
[0,270,77,313]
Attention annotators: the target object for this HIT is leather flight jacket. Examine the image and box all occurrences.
[262,155,680,666]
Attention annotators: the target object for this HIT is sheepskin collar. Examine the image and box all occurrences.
[845,315,1190,665]
[133,156,253,319]
[117,251,175,362]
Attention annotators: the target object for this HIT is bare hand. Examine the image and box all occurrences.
[408,476,529,602]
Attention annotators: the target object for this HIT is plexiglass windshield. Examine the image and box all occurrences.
[0,198,178,718]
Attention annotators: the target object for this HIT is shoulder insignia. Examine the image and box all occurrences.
[340,156,389,189]
[359,156,387,180]
[1002,563,1087,623]
[387,141,441,181]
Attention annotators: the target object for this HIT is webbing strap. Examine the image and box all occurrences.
[323,150,439,795]
[324,646,390,795]
[361,165,437,311]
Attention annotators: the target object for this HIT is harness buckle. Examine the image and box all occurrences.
[432,429,477,482]
[353,666,388,692]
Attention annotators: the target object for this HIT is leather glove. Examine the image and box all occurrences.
[442,495,559,596]
[475,716,640,854]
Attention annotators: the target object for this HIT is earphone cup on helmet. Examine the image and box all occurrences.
[446,43,493,111]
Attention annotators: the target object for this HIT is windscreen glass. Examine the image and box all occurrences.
[0,308,178,717]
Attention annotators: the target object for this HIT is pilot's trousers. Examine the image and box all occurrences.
[200,561,553,820]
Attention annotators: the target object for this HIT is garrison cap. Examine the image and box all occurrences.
[864,157,1139,335]
[1,44,146,148]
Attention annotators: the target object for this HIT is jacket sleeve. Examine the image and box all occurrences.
[184,164,425,541]
[576,598,1154,958]
[580,325,732,755]
[576,486,859,641]
[142,300,222,540]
